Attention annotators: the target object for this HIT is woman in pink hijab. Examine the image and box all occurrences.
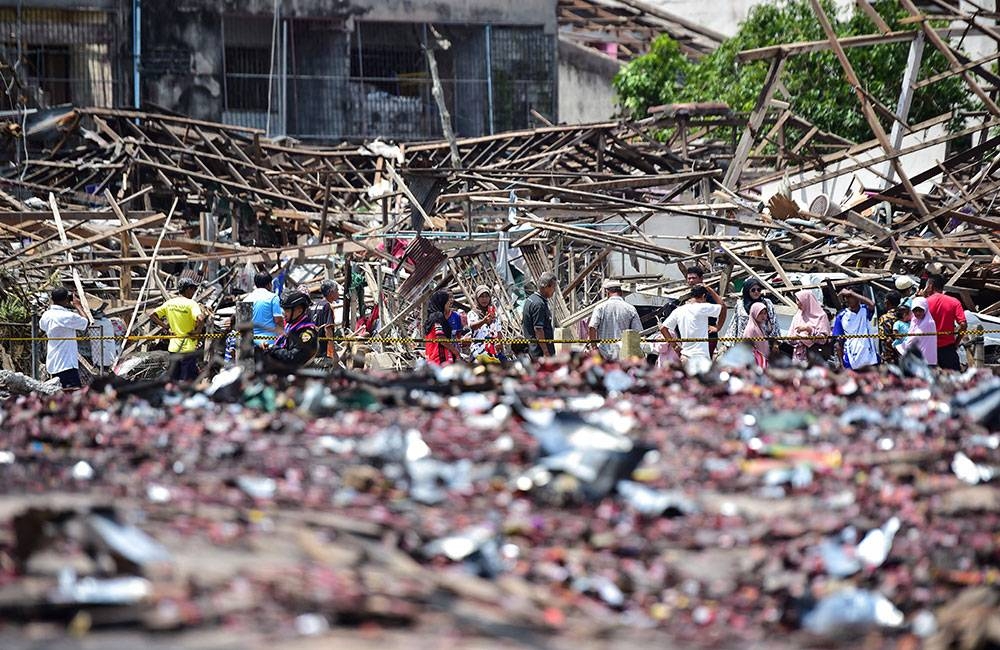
[789,289,832,364]
[744,302,771,369]
[895,296,938,365]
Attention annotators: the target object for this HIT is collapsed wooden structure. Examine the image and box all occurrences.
[1,0,999,372]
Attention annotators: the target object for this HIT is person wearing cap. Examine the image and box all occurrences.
[588,279,642,361]
[149,278,206,381]
[894,275,918,307]
[39,287,90,389]
[262,291,319,374]
[468,284,504,363]
[242,272,284,349]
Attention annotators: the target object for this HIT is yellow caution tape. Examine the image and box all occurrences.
[4,329,994,345]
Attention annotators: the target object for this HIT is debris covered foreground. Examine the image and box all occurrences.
[0,356,998,648]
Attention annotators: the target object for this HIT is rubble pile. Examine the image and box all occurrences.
[0,357,998,647]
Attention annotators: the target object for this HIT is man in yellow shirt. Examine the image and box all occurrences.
[149,278,205,381]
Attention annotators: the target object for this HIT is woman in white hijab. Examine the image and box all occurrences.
[895,296,938,365]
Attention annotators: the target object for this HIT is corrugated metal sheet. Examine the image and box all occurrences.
[397,237,447,303]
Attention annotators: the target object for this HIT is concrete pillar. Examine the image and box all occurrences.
[621,329,643,360]
[554,326,574,355]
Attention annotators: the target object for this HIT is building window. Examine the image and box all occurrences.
[347,22,431,140]
[21,44,72,106]
[224,46,271,111]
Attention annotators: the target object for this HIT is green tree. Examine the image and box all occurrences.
[613,0,973,143]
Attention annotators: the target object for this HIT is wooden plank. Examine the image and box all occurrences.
[855,0,892,34]
[16,212,168,266]
[947,258,976,288]
[120,199,179,362]
[898,0,1000,116]
[48,193,92,322]
[104,189,173,301]
[0,210,158,224]
[737,27,962,62]
[763,243,792,288]
[723,56,786,189]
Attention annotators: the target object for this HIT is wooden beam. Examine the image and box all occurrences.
[855,0,892,34]
[809,0,933,228]
[120,199,179,362]
[763,243,791,288]
[48,193,92,322]
[719,243,796,308]
[898,0,1000,116]
[723,56,786,189]
[737,27,961,62]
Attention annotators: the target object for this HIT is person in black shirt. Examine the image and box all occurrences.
[310,280,341,358]
[262,291,319,374]
[521,272,557,359]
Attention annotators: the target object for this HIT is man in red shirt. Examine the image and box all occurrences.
[923,274,967,371]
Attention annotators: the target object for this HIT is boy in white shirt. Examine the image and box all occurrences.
[660,284,726,364]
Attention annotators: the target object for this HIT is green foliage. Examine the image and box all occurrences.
[613,0,974,143]
[613,35,692,118]
[0,294,29,323]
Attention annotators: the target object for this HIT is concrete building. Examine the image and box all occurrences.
[0,1,130,110]
[142,0,558,141]
[1,0,559,142]
[556,0,722,124]
[643,0,854,37]
[0,0,726,137]
[557,39,620,124]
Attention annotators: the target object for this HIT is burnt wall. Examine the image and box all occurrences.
[350,0,557,31]
[141,3,223,120]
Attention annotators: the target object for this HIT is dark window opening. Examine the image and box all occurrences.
[21,44,71,106]
[224,46,271,111]
[350,23,427,96]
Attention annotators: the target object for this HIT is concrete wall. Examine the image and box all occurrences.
[756,121,950,214]
[557,38,620,124]
[139,0,558,129]
[643,0,852,37]
[142,3,222,121]
[0,0,118,7]
[350,0,557,31]
[608,212,702,281]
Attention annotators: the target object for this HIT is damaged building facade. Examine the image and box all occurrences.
[2,0,558,142]
[0,0,131,110]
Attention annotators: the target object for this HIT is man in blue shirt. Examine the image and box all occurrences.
[242,272,283,348]
[831,287,878,370]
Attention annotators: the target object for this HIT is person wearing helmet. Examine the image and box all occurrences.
[261,290,319,373]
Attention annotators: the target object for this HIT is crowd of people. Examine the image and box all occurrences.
[412,266,970,373]
[33,261,973,387]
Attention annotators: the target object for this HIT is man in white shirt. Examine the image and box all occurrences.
[38,287,90,389]
[588,279,642,360]
[660,284,727,364]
